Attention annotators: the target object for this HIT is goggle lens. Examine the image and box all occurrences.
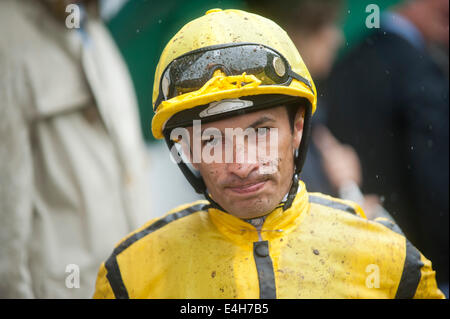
[155,43,312,111]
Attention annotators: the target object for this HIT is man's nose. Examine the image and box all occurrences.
[226,143,259,179]
[226,161,259,179]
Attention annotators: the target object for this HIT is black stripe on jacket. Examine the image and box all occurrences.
[104,203,208,299]
[308,194,358,215]
[375,218,424,299]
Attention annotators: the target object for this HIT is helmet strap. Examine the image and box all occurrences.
[283,103,312,211]
[203,191,231,212]
[163,134,207,194]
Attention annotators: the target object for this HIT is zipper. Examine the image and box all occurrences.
[245,216,265,241]
[242,216,283,241]
[244,216,277,299]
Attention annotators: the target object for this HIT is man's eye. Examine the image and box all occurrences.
[257,127,270,136]
[204,136,221,146]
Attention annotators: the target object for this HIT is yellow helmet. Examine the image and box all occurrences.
[151,8,317,139]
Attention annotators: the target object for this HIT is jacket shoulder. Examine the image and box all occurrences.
[308,192,366,219]
[98,200,210,298]
[112,199,210,255]
[307,193,445,298]
[308,192,407,241]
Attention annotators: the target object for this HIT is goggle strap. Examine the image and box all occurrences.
[288,70,315,95]
[154,44,316,111]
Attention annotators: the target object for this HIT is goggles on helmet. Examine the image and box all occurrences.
[154,42,314,111]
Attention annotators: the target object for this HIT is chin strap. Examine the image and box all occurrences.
[282,173,299,211]
[203,191,227,211]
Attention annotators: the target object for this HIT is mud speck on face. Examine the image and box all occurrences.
[211,271,216,278]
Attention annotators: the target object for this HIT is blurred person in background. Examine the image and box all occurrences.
[326,0,449,295]
[247,0,390,219]
[0,0,151,298]
[104,0,249,219]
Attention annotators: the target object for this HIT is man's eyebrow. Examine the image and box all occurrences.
[198,116,276,136]
[247,116,276,129]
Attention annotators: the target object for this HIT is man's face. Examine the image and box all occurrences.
[186,105,304,219]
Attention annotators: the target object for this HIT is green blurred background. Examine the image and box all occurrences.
[106,0,402,142]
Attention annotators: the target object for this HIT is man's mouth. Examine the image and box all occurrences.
[226,180,268,195]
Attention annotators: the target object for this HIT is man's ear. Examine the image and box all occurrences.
[293,107,305,149]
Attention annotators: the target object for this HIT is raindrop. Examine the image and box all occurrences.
[158,19,162,24]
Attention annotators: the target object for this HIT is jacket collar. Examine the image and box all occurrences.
[208,181,310,245]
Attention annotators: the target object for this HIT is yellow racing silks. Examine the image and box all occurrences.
[93,181,444,299]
